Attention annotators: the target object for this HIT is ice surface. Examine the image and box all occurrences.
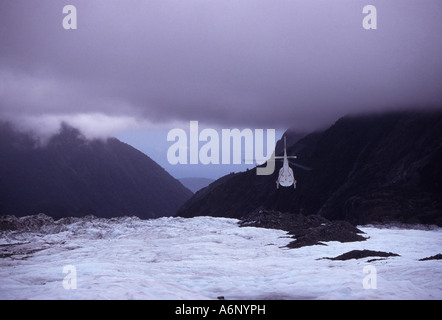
[0,215,441,300]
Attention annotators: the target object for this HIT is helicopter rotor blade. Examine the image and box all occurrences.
[288,161,313,171]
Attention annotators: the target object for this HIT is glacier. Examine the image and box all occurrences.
[0,214,441,300]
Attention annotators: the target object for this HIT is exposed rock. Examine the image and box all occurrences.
[419,254,442,261]
[322,250,400,261]
[239,208,366,248]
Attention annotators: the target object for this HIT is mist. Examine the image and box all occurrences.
[1,0,441,138]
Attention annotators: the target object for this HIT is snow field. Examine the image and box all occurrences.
[0,216,441,300]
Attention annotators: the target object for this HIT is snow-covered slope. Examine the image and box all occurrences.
[0,215,441,300]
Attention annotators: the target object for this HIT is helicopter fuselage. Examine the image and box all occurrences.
[276,142,297,189]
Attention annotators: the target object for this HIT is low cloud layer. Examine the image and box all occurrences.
[1,0,441,136]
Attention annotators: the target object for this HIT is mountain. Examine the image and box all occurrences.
[177,110,442,226]
[179,177,215,193]
[0,122,193,219]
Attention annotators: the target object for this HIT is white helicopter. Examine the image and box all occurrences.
[272,136,312,189]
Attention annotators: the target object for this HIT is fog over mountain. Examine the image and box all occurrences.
[1,1,441,137]
[0,122,193,218]
[179,177,215,193]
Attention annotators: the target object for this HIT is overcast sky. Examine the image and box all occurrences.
[1,0,441,178]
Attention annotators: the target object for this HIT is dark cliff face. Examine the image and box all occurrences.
[177,110,442,226]
[0,123,193,219]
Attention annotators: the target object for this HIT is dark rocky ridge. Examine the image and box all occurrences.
[419,254,442,261]
[178,110,442,226]
[321,250,400,261]
[239,208,366,248]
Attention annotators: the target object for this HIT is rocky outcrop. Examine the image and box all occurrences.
[321,250,400,261]
[419,254,442,261]
[239,208,366,248]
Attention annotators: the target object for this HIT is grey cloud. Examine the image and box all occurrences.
[1,0,441,134]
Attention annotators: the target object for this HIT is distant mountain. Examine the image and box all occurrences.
[179,177,215,193]
[0,122,193,219]
[177,110,442,226]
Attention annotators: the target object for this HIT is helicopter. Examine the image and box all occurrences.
[272,136,312,189]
